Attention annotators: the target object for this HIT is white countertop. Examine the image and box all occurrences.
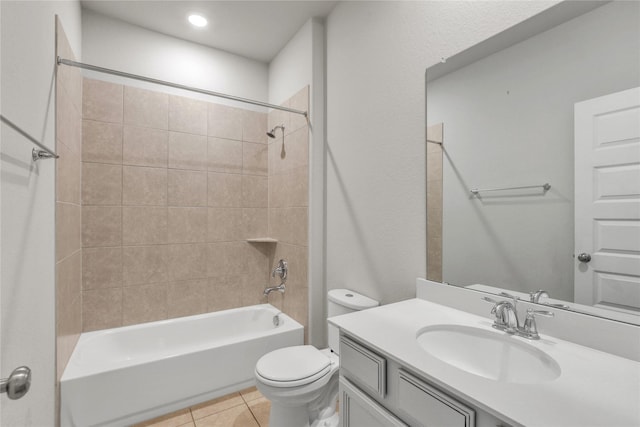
[329,298,640,427]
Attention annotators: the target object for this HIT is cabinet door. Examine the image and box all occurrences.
[340,377,407,427]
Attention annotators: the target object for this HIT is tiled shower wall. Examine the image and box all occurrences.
[426,123,443,282]
[55,17,83,383]
[267,87,310,337]
[80,79,309,334]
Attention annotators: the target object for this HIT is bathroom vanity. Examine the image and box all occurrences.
[329,282,640,427]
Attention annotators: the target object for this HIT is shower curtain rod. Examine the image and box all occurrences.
[56,57,309,122]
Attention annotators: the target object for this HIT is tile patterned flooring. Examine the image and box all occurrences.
[132,387,270,427]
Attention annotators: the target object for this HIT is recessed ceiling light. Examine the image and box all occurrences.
[188,14,208,28]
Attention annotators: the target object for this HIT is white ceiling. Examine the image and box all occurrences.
[81,1,338,63]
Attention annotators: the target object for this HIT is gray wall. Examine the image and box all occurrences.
[325,1,558,304]
[427,1,640,300]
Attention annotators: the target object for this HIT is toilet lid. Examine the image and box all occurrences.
[256,345,331,385]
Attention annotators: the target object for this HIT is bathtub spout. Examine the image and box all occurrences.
[264,283,286,297]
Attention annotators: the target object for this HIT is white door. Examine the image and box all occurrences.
[574,87,640,314]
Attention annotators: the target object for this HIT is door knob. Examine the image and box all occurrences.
[577,253,591,263]
[0,366,31,400]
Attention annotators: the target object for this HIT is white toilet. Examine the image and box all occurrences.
[255,289,379,427]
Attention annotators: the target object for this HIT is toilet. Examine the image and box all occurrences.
[255,289,379,427]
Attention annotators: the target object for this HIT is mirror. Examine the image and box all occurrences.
[426,1,640,324]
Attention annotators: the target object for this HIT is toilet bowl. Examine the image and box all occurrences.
[255,289,379,427]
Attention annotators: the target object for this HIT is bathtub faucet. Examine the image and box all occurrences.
[264,283,285,297]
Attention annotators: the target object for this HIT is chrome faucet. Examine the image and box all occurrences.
[529,289,570,309]
[483,296,519,334]
[520,308,554,340]
[264,259,288,297]
[263,283,285,297]
[483,293,554,340]
[529,290,549,303]
[272,259,287,282]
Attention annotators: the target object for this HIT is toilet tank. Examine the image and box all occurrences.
[327,289,379,355]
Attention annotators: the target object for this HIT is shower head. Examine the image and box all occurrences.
[267,125,285,139]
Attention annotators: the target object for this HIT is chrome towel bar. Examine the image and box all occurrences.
[0,114,58,161]
[470,183,551,195]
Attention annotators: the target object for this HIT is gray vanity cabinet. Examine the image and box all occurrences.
[340,377,407,427]
[339,333,510,427]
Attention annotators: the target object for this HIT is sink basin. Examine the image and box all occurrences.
[416,325,561,384]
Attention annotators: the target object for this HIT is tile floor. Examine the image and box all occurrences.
[132,387,270,427]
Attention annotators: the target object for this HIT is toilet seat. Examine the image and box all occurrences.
[255,345,334,388]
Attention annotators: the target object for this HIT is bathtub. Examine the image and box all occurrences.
[60,304,303,427]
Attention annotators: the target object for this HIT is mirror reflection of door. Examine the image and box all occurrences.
[574,87,640,315]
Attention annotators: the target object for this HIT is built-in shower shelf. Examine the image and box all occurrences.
[246,238,278,243]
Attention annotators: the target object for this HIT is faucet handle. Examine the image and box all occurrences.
[529,290,550,303]
[520,308,554,340]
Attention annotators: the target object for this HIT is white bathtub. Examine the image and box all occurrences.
[60,304,303,427]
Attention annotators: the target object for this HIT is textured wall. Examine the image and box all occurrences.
[324,1,558,304]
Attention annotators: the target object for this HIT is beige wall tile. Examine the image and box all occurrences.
[240,243,270,285]
[123,245,169,286]
[83,247,122,290]
[207,137,242,174]
[83,79,123,123]
[56,295,81,379]
[124,86,168,130]
[268,126,308,175]
[268,207,307,247]
[167,279,208,319]
[82,120,123,164]
[168,207,207,243]
[123,126,168,168]
[241,175,268,208]
[82,163,122,206]
[167,243,208,281]
[207,276,243,312]
[268,167,308,208]
[242,110,267,144]
[56,251,82,314]
[169,95,207,135]
[206,243,242,278]
[243,208,268,239]
[122,207,167,245]
[168,169,207,207]
[207,208,243,242]
[283,284,308,332]
[243,142,268,176]
[168,132,207,171]
[82,288,122,331]
[57,84,82,154]
[288,86,309,134]
[55,183,80,270]
[208,103,243,140]
[122,283,167,326]
[122,166,167,206]
[82,206,122,247]
[207,172,242,207]
[427,148,443,180]
[56,142,81,204]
